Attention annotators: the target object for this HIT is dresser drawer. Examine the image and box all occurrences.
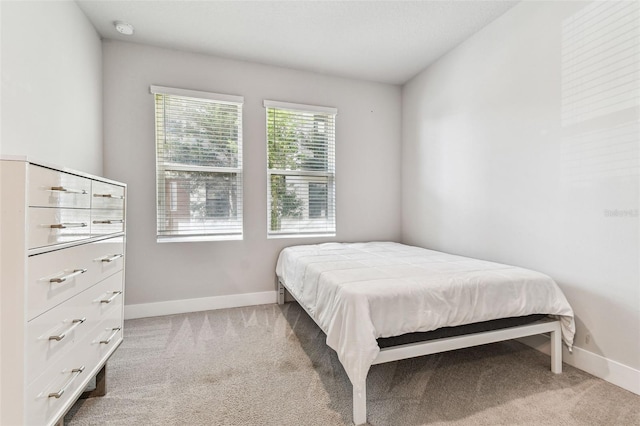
[91,181,125,210]
[84,271,124,335]
[25,325,98,426]
[28,207,91,249]
[85,317,124,372]
[26,271,124,386]
[28,165,91,209]
[91,209,125,236]
[26,296,92,387]
[27,237,125,320]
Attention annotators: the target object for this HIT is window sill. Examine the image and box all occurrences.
[157,234,243,243]
[267,233,336,240]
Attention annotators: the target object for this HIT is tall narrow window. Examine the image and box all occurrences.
[152,85,243,241]
[265,100,336,237]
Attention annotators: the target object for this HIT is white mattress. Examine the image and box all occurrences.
[276,242,575,390]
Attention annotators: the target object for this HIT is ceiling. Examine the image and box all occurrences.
[76,0,518,85]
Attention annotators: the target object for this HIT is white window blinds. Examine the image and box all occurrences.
[265,100,337,237]
[152,85,243,241]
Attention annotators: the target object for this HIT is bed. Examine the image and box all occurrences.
[275,242,575,425]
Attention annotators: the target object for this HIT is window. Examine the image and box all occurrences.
[265,100,336,237]
[152,85,243,241]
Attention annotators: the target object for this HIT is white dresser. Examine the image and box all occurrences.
[0,158,126,426]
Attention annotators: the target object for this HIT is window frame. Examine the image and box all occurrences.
[264,100,337,238]
[151,85,244,242]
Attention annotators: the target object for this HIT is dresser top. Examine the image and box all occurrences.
[1,155,126,187]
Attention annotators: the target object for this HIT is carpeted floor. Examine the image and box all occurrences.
[66,303,640,425]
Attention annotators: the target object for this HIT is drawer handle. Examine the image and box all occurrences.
[101,291,123,304]
[50,222,88,229]
[50,186,87,195]
[49,268,87,283]
[100,327,122,344]
[92,219,124,224]
[48,366,85,398]
[101,254,124,263]
[94,193,124,199]
[49,318,86,341]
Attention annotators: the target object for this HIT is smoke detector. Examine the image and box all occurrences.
[114,21,134,36]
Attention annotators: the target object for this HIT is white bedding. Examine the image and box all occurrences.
[276,242,575,391]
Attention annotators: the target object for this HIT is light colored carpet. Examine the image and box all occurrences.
[66,303,640,425]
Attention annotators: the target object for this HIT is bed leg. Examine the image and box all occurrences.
[353,381,367,425]
[277,279,285,305]
[550,324,562,374]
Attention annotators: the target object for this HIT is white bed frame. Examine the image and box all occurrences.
[277,279,563,426]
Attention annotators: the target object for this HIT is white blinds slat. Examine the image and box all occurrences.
[264,99,337,115]
[151,85,243,104]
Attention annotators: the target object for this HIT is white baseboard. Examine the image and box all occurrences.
[124,291,277,320]
[519,335,640,395]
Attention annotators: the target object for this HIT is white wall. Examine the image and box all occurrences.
[103,41,402,307]
[0,0,102,419]
[402,0,639,373]
[0,0,102,174]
